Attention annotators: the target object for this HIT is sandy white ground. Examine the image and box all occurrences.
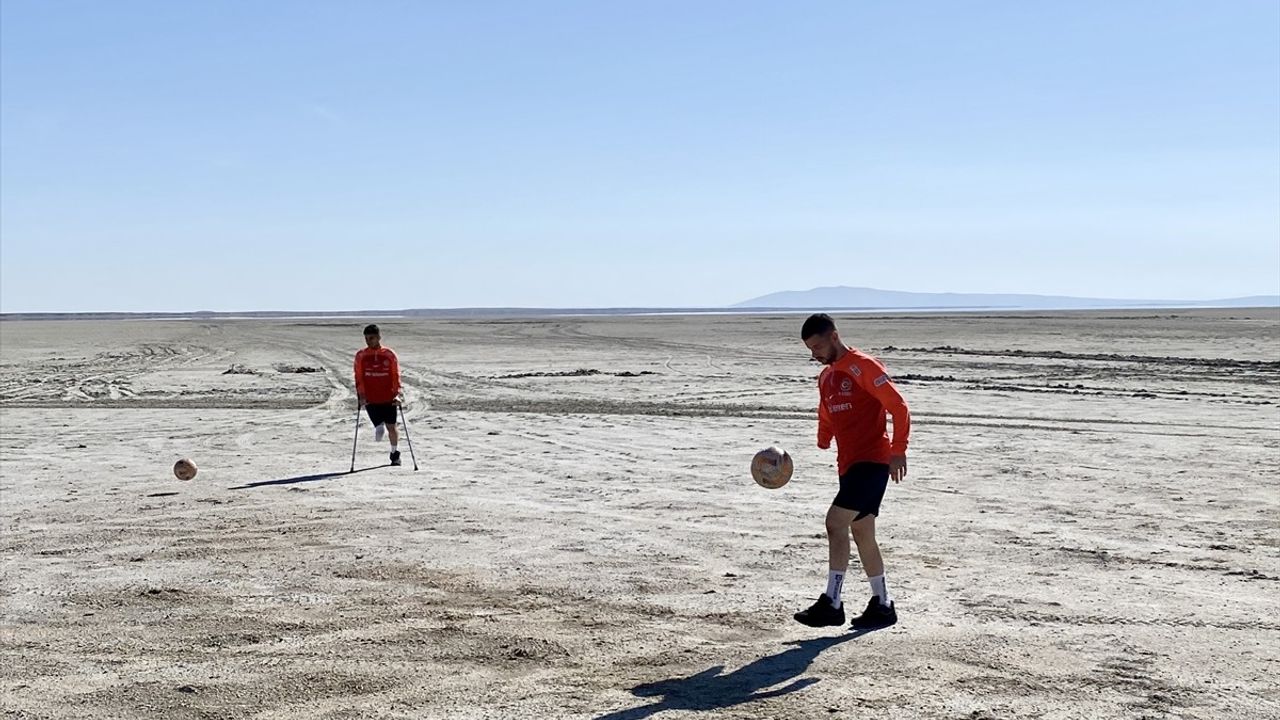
[2,310,1277,719]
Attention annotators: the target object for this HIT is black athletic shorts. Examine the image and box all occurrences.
[833,462,890,519]
[365,403,398,427]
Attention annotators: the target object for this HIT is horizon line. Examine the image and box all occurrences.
[3,288,1278,318]
[3,300,1278,321]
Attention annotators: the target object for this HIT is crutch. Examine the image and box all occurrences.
[398,402,419,471]
[349,401,362,473]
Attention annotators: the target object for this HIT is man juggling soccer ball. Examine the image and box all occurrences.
[354,324,404,466]
[794,313,911,630]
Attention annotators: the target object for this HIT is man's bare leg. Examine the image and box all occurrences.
[387,423,402,464]
[823,505,856,607]
[850,514,897,627]
[794,505,857,626]
[851,514,884,577]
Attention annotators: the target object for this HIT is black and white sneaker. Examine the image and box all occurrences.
[794,594,846,627]
[850,596,897,629]
[389,451,402,466]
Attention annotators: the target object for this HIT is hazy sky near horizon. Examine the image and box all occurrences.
[2,1,1278,312]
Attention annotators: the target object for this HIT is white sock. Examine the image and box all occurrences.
[869,574,892,606]
[391,443,398,452]
[825,570,845,608]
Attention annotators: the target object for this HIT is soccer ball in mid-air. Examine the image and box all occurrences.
[751,447,793,489]
[173,458,198,481]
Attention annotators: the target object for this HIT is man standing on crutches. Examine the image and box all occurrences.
[354,324,404,466]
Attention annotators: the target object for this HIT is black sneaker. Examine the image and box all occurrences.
[794,594,846,627]
[389,451,402,466]
[850,596,897,629]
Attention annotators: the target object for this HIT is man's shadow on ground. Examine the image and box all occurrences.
[595,630,875,720]
[227,464,390,490]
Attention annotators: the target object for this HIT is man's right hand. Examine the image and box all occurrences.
[889,453,908,483]
[356,395,366,409]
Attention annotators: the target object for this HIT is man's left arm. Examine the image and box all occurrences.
[390,351,402,403]
[858,358,911,482]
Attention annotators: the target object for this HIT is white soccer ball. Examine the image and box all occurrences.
[173,458,198,481]
[751,447,793,489]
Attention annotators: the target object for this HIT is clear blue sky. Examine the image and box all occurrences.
[2,1,1278,312]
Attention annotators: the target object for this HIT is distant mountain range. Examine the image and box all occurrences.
[3,288,1277,320]
[734,286,1280,310]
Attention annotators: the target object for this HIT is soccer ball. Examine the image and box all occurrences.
[751,447,793,489]
[173,458,198,481]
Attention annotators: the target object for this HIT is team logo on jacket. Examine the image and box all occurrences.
[840,378,853,393]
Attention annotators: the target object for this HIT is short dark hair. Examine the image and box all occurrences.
[363,324,380,336]
[801,313,835,340]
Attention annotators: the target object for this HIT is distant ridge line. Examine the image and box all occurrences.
[3,301,1278,322]
[734,286,1280,311]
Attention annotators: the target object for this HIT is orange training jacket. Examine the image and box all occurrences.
[817,347,911,473]
[354,346,401,405]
